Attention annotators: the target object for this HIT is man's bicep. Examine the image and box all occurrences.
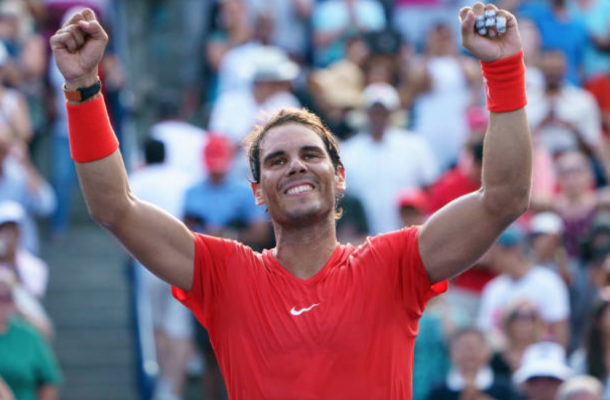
[110,198,195,290]
[418,191,507,284]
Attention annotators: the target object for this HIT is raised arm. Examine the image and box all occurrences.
[50,9,195,290]
[419,3,532,284]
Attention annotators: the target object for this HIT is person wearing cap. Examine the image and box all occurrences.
[340,82,439,235]
[0,122,55,254]
[477,224,570,348]
[397,188,428,227]
[556,375,603,400]
[427,327,515,400]
[0,273,62,400]
[514,342,572,400]
[0,200,49,300]
[209,45,301,145]
[52,3,533,399]
[529,212,571,284]
[128,139,196,400]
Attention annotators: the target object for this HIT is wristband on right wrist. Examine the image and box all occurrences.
[480,50,527,113]
[67,94,119,163]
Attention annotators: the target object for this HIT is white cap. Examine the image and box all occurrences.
[252,46,299,83]
[514,342,572,385]
[363,83,400,110]
[0,201,25,228]
[531,212,564,235]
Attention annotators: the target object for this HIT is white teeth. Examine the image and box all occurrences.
[286,185,313,195]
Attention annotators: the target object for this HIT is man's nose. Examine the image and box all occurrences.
[287,157,307,176]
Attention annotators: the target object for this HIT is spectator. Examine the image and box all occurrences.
[397,188,428,227]
[248,0,313,62]
[491,300,544,380]
[556,375,603,400]
[517,0,589,85]
[426,327,515,400]
[209,46,301,146]
[312,0,386,67]
[0,121,54,254]
[206,0,254,76]
[477,224,570,348]
[308,60,364,140]
[570,291,610,388]
[392,0,457,51]
[149,96,208,182]
[340,82,439,234]
[553,151,599,260]
[0,274,62,400]
[129,139,196,400]
[568,0,610,80]
[183,135,268,246]
[514,342,572,400]
[528,212,571,285]
[527,51,602,159]
[0,201,48,299]
[405,23,481,171]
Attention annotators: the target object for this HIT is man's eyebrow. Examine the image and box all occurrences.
[262,150,286,164]
[301,145,325,153]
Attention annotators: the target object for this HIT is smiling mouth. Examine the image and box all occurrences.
[285,184,314,196]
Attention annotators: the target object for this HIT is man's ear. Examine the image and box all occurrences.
[335,167,346,192]
[251,182,265,206]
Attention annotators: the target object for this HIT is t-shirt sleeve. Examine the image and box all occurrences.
[32,329,63,386]
[368,226,447,317]
[171,233,244,328]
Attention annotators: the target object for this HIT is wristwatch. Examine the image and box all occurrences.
[63,80,102,102]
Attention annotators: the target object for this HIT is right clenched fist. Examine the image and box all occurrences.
[50,8,108,90]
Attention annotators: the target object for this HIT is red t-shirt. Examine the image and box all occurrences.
[172,227,447,400]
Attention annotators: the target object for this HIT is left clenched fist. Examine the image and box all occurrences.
[459,2,522,63]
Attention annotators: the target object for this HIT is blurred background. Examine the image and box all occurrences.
[0,0,610,399]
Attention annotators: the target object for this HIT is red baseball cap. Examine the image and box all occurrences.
[204,135,234,174]
[397,188,428,213]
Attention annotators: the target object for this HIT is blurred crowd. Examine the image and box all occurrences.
[1,0,610,400]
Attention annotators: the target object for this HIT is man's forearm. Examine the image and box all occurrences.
[481,108,532,220]
[75,150,133,227]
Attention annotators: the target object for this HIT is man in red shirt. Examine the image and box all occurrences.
[50,3,532,399]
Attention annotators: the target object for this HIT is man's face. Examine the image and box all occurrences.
[252,124,345,227]
[367,103,391,132]
[523,377,563,400]
[450,331,490,374]
[556,152,593,196]
[541,51,566,90]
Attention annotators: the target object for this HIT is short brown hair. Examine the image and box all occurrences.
[242,108,343,184]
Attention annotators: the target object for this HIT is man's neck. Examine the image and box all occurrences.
[272,217,338,280]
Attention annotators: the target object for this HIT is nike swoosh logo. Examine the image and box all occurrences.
[290,303,320,316]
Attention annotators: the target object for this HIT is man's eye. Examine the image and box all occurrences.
[303,153,317,160]
[271,159,285,166]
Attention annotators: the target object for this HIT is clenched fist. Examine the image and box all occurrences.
[459,3,522,63]
[49,8,108,90]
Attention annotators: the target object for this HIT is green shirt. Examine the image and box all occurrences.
[0,317,62,400]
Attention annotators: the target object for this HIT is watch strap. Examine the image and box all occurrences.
[63,80,102,102]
